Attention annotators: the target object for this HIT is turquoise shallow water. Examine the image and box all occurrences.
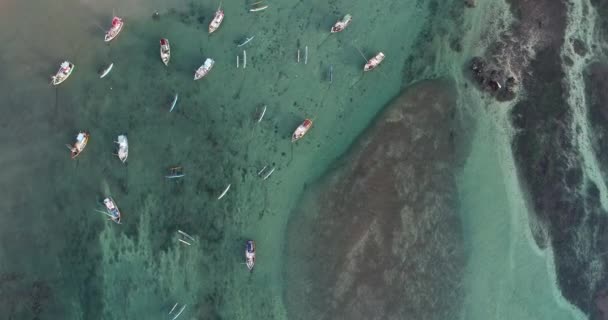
[0,0,426,318]
[0,0,592,319]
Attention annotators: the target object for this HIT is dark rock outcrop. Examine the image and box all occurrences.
[469,56,518,101]
[508,0,608,318]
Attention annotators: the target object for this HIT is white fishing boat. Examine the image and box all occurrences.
[115,135,128,163]
[291,119,313,142]
[51,61,75,86]
[169,93,179,112]
[194,58,215,80]
[104,16,124,42]
[208,5,224,34]
[103,197,121,224]
[160,38,170,66]
[245,240,255,271]
[364,52,385,72]
[99,63,113,78]
[331,14,352,33]
[66,131,90,159]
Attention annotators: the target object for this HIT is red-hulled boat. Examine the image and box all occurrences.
[104,16,124,42]
[160,38,170,66]
[331,14,352,33]
[209,6,224,34]
[364,52,385,72]
[291,119,313,142]
[194,58,215,80]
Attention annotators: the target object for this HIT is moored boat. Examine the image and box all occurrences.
[208,6,224,34]
[66,131,90,159]
[363,52,385,72]
[51,61,75,86]
[103,197,121,224]
[104,16,124,42]
[115,135,128,163]
[245,240,255,271]
[160,38,170,66]
[291,119,313,142]
[194,58,215,80]
[99,63,113,78]
[331,14,352,33]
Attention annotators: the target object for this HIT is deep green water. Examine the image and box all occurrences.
[0,0,591,319]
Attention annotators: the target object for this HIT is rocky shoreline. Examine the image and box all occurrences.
[472,0,608,318]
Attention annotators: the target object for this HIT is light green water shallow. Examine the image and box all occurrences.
[457,102,587,320]
[0,0,428,318]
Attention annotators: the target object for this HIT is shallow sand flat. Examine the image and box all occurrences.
[284,80,465,320]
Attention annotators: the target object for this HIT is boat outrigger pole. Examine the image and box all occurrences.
[354,46,368,62]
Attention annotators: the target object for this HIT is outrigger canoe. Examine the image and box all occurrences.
[194,58,215,80]
[250,2,269,12]
[291,119,313,142]
[66,131,90,159]
[103,197,121,224]
[160,38,170,66]
[51,61,75,86]
[104,16,124,42]
[245,240,255,271]
[364,52,385,72]
[331,14,352,33]
[208,6,224,34]
[115,135,128,163]
[99,63,113,78]
[169,93,179,112]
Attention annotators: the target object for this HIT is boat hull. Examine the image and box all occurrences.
[104,17,124,42]
[291,119,313,142]
[208,10,224,33]
[51,61,75,86]
[364,52,385,72]
[250,5,269,12]
[330,14,352,33]
[103,197,121,223]
[160,38,170,66]
[69,131,89,159]
[245,240,256,271]
[116,135,128,163]
[99,63,113,78]
[169,94,179,112]
[194,58,215,80]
